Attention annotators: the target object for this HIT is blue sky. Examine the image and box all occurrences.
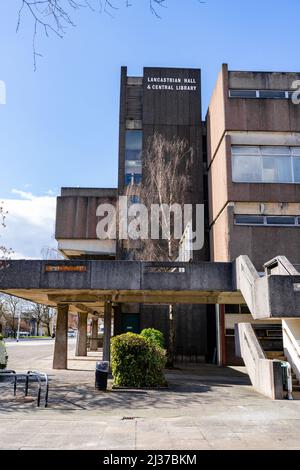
[0,0,300,257]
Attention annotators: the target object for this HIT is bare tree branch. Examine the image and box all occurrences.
[124,133,193,263]
[15,0,168,69]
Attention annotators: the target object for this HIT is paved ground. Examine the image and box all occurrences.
[1,339,300,450]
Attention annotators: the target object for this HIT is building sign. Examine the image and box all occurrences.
[45,265,87,273]
[146,76,197,92]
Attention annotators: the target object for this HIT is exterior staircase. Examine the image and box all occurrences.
[264,350,300,399]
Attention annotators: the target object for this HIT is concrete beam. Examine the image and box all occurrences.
[103,301,112,362]
[75,311,88,357]
[53,304,68,370]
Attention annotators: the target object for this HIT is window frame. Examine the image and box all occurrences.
[229,89,291,100]
[234,214,300,227]
[232,145,300,184]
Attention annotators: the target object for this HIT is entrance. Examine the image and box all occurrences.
[121,314,140,334]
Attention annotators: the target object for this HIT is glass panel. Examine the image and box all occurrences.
[133,174,142,184]
[266,216,295,225]
[291,148,300,156]
[130,195,141,204]
[261,146,290,156]
[232,155,262,182]
[259,90,286,99]
[125,173,134,185]
[229,89,257,98]
[262,156,292,183]
[125,130,142,160]
[293,157,300,183]
[232,146,260,156]
[235,215,264,225]
[125,160,142,173]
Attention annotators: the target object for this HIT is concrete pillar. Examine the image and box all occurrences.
[103,301,112,362]
[75,311,88,357]
[53,304,69,370]
[90,317,98,351]
[216,304,226,366]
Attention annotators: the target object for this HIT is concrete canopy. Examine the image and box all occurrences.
[0,259,244,312]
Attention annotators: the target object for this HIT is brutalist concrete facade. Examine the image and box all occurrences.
[55,64,300,365]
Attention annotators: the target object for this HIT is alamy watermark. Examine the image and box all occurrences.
[95,196,205,251]
[291,80,300,104]
[0,81,6,105]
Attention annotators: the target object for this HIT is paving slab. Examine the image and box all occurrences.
[1,339,300,450]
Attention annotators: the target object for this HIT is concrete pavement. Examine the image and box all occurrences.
[1,340,300,450]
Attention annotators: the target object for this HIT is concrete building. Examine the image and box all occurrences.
[56,67,212,363]
[54,64,300,368]
[2,64,300,399]
[207,64,300,365]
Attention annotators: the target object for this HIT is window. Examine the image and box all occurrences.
[125,130,142,160]
[232,147,262,182]
[125,173,142,185]
[235,215,300,227]
[229,90,257,98]
[235,215,264,225]
[259,90,286,99]
[130,195,141,204]
[125,130,142,185]
[232,146,300,184]
[266,216,295,225]
[229,89,290,99]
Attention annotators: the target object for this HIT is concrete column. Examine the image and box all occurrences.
[103,301,112,362]
[75,311,88,357]
[53,304,69,370]
[90,317,98,351]
[216,304,226,367]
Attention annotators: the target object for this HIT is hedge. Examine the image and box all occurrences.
[140,328,164,349]
[111,332,166,387]
[0,334,8,370]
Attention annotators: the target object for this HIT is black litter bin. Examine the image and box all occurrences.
[95,361,109,390]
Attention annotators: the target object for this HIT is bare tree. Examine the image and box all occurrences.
[125,133,194,262]
[0,295,22,338]
[0,205,13,272]
[15,0,167,69]
[124,133,194,366]
[25,303,55,336]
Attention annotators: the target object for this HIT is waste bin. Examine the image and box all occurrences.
[95,361,109,390]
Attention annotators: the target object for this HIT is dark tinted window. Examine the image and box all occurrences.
[259,90,286,99]
[266,216,295,225]
[125,130,142,160]
[229,89,257,98]
[235,215,264,225]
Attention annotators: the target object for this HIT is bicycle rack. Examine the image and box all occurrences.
[25,371,49,407]
[0,370,49,407]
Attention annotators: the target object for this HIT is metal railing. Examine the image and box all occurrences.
[0,369,49,407]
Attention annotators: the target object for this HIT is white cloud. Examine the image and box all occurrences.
[0,190,57,259]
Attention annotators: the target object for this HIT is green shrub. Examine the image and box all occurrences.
[140,328,164,349]
[0,335,8,369]
[111,333,166,388]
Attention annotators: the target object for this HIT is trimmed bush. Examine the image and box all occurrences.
[111,333,166,388]
[140,328,164,349]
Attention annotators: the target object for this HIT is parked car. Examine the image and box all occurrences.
[67,330,76,338]
[19,331,30,338]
